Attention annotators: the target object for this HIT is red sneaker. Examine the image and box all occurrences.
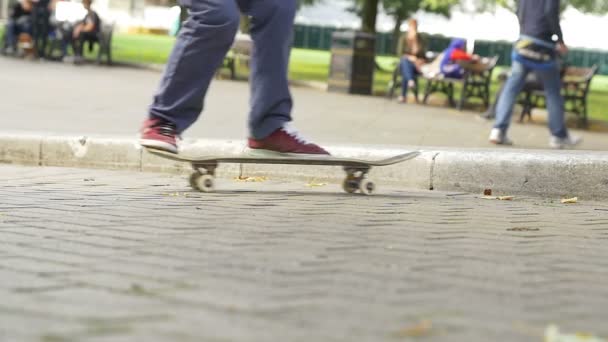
[248,123,330,156]
[139,117,178,153]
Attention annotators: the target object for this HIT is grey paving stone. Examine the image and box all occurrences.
[1,164,607,342]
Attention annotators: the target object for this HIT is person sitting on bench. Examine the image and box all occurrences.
[3,0,34,56]
[438,38,480,79]
[64,0,99,63]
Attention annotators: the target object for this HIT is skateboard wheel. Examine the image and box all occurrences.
[342,178,360,194]
[190,172,215,192]
[359,179,375,195]
[189,171,203,190]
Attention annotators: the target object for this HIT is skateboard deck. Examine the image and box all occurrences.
[146,148,420,195]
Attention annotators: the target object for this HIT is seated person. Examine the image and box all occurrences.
[439,38,480,79]
[3,0,34,55]
[63,0,100,63]
[397,19,426,103]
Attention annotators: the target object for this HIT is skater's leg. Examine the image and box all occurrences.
[148,0,240,133]
[239,0,296,139]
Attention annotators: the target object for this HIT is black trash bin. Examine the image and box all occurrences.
[328,31,376,95]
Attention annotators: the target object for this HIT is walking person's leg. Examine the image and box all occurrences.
[399,58,415,102]
[241,0,329,155]
[140,0,241,153]
[489,61,529,145]
[4,21,18,52]
[536,65,581,148]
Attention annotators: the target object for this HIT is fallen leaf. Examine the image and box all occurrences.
[395,320,432,338]
[561,197,578,204]
[545,324,606,342]
[165,192,189,197]
[234,176,268,182]
[306,181,327,188]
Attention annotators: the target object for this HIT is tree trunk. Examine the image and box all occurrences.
[360,0,379,33]
[392,12,405,56]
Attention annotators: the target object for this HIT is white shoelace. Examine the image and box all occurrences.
[282,123,311,145]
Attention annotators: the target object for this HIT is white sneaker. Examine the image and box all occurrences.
[488,128,513,145]
[549,135,582,149]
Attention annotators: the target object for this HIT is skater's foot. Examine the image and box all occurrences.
[247,123,330,157]
[488,128,513,146]
[139,117,179,153]
[397,96,406,103]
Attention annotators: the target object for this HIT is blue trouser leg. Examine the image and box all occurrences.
[5,21,18,49]
[149,0,296,139]
[494,61,528,131]
[149,0,240,133]
[241,0,297,139]
[399,57,416,98]
[536,64,568,138]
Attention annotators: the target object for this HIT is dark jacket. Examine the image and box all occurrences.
[518,0,563,43]
[10,2,32,20]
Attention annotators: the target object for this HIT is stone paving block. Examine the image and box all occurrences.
[1,164,608,342]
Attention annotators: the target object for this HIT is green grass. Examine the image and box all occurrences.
[111,33,175,64]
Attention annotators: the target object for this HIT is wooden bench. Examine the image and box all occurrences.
[422,56,499,111]
[518,65,598,128]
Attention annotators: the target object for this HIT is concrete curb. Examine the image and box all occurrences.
[1,134,607,199]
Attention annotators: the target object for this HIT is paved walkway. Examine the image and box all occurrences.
[1,57,607,150]
[1,165,608,341]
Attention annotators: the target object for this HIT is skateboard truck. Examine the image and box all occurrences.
[343,166,374,195]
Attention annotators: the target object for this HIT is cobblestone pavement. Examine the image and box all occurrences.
[1,165,607,342]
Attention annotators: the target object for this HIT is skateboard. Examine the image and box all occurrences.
[146,148,421,195]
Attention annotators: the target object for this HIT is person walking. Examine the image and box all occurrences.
[489,0,581,149]
[139,0,329,156]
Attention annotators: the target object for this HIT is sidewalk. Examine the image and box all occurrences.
[1,57,608,200]
[1,165,607,342]
[2,57,608,150]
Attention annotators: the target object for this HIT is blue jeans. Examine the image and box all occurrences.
[149,0,296,139]
[494,60,568,138]
[399,57,418,98]
[5,17,32,50]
